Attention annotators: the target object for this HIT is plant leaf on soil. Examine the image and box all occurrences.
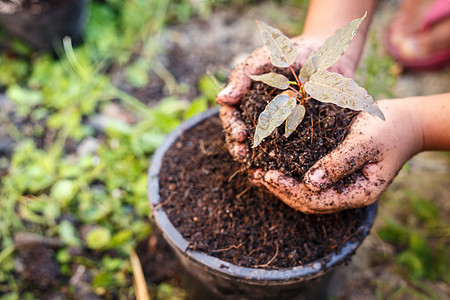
[299,12,367,83]
[253,91,297,147]
[304,70,385,120]
[284,103,306,137]
[256,20,297,68]
[250,72,290,90]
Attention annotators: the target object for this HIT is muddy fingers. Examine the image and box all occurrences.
[251,169,318,214]
[304,138,381,191]
[216,47,272,105]
[219,105,250,162]
[254,169,386,213]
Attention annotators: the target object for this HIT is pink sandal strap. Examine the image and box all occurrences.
[421,0,450,31]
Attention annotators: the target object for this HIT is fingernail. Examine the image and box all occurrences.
[217,84,233,98]
[305,169,327,191]
[229,143,249,163]
[248,169,264,186]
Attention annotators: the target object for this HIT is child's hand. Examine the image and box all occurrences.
[251,99,423,213]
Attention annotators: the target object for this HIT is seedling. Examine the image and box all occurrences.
[251,13,385,147]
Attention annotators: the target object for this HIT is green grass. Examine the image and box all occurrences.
[0,0,220,298]
[375,187,450,299]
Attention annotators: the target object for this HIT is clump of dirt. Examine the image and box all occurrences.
[136,230,181,285]
[239,79,359,181]
[15,244,61,289]
[159,116,367,269]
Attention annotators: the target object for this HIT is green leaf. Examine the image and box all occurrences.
[19,203,46,224]
[250,72,290,89]
[59,220,81,247]
[125,61,149,88]
[131,131,166,155]
[198,74,223,102]
[253,92,297,148]
[151,110,181,133]
[110,230,133,247]
[185,97,208,119]
[157,283,177,299]
[86,227,112,250]
[378,218,409,244]
[50,179,76,207]
[102,256,124,271]
[7,85,43,107]
[304,70,385,120]
[24,164,54,192]
[56,249,71,264]
[411,197,439,224]
[397,250,425,279]
[92,271,114,288]
[299,12,367,83]
[256,20,297,68]
[284,104,305,137]
[104,119,133,137]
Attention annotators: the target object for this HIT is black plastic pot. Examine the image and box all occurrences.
[0,0,87,51]
[148,107,378,299]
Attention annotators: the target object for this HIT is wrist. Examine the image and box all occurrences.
[405,98,426,154]
[381,99,424,157]
[413,93,450,151]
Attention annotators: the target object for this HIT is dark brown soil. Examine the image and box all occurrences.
[239,80,359,181]
[16,244,60,289]
[159,116,367,269]
[136,229,182,285]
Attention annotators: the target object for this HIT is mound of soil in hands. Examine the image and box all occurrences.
[159,116,367,269]
[239,80,359,182]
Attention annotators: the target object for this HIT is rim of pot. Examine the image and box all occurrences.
[148,107,377,282]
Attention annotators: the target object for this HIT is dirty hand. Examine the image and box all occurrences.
[252,99,423,213]
[216,36,355,163]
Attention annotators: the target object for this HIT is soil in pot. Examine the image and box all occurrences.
[159,115,368,269]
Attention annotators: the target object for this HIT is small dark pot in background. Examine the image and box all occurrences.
[0,0,87,51]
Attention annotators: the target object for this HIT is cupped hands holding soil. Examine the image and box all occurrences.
[223,71,428,215]
[216,34,382,213]
[233,74,377,213]
[220,65,422,213]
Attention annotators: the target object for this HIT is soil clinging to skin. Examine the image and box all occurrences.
[159,116,367,269]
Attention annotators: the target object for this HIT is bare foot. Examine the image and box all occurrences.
[388,0,450,68]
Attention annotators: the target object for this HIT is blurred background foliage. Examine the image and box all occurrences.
[0,0,224,298]
[0,0,448,299]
